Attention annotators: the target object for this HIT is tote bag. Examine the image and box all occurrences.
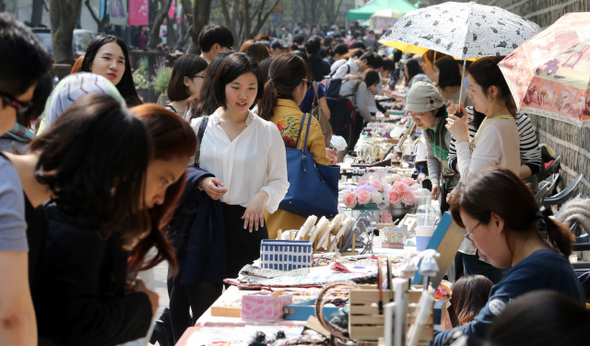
[279,113,339,218]
[311,81,333,147]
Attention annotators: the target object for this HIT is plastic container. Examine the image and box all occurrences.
[416,226,436,251]
[415,203,438,227]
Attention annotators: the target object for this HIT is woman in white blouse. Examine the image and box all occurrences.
[191,53,289,278]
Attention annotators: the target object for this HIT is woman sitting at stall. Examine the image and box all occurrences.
[404,81,459,212]
[257,53,330,239]
[433,56,472,107]
[434,168,585,346]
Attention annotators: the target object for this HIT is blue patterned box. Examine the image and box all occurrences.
[260,239,312,271]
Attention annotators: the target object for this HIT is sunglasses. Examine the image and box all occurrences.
[0,91,33,117]
[302,78,313,90]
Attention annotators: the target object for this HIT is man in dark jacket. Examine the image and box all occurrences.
[306,35,331,82]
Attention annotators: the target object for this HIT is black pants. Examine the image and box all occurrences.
[168,279,222,342]
[222,203,268,279]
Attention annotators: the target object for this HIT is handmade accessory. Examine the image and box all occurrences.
[278,113,339,218]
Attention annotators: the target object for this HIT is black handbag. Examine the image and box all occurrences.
[278,113,339,218]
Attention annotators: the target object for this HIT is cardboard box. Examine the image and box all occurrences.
[241,292,293,322]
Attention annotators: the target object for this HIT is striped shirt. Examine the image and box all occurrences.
[448,107,542,175]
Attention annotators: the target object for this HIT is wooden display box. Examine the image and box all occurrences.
[349,284,434,343]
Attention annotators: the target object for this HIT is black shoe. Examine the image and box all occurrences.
[150,308,174,346]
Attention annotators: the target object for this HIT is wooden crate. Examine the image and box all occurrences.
[349,285,433,343]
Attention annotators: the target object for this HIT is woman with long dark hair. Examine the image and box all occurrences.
[433,56,471,107]
[191,53,288,279]
[81,35,142,106]
[29,94,156,345]
[433,168,585,345]
[165,54,208,116]
[258,53,330,239]
[446,56,521,284]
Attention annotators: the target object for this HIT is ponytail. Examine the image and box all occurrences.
[543,215,574,257]
[259,79,279,121]
[257,53,311,120]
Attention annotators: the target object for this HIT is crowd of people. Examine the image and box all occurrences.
[0,12,588,346]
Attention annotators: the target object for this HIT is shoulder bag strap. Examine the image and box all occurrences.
[312,82,320,114]
[194,115,209,166]
[294,113,309,149]
[302,112,313,152]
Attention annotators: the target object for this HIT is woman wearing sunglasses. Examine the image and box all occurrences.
[165,54,208,117]
[258,53,332,239]
[434,168,584,346]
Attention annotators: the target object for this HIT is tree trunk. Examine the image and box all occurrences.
[174,7,188,51]
[166,15,177,49]
[248,0,279,40]
[187,0,213,54]
[324,0,344,26]
[50,0,81,63]
[220,0,239,48]
[85,0,106,33]
[31,0,44,26]
[147,0,172,49]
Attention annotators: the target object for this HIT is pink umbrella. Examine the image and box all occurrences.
[499,12,590,127]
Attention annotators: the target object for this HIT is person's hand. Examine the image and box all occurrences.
[133,279,159,317]
[446,189,457,204]
[326,148,337,165]
[445,103,469,141]
[431,184,441,200]
[242,191,268,232]
[198,177,228,200]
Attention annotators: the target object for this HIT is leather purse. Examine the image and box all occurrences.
[279,113,339,218]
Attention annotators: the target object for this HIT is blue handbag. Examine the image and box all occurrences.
[278,113,339,218]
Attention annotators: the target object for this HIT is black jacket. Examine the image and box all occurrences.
[169,166,227,285]
[35,204,152,346]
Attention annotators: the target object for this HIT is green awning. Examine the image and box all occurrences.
[347,0,418,21]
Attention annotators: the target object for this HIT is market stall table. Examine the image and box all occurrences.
[175,248,414,345]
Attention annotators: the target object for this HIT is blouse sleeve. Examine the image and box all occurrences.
[456,125,504,183]
[260,125,290,213]
[307,116,330,165]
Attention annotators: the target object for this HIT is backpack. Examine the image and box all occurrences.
[323,64,351,100]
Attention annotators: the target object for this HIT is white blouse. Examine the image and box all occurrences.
[191,109,289,213]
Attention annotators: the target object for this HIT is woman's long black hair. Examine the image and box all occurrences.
[31,93,152,244]
[81,35,142,107]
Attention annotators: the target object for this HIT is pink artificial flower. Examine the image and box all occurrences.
[392,181,410,194]
[381,212,393,224]
[401,176,416,186]
[343,191,357,208]
[389,190,402,205]
[358,181,368,186]
[357,189,372,204]
[369,180,385,191]
[402,190,415,205]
